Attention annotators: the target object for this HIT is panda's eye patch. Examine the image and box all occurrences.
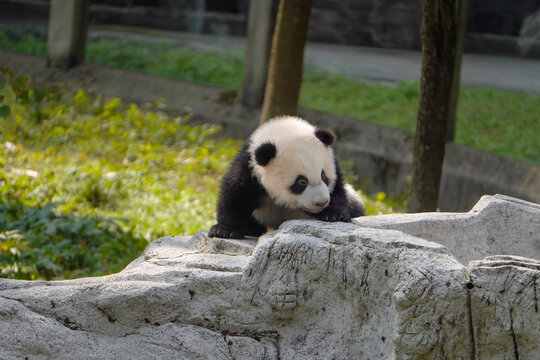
[290,175,308,194]
[321,170,329,185]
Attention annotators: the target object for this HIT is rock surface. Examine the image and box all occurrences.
[354,194,540,264]
[0,195,539,359]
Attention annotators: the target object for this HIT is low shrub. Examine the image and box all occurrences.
[0,201,146,279]
[0,79,240,279]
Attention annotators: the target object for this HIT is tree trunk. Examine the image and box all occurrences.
[445,0,467,143]
[407,0,464,213]
[259,0,312,124]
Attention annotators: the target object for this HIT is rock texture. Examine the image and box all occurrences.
[468,255,540,359]
[354,194,540,264]
[0,195,538,359]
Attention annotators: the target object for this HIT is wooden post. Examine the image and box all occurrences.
[241,0,279,108]
[445,0,468,143]
[46,0,90,69]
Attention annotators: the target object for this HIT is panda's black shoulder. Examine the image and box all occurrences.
[221,141,265,193]
[215,141,267,228]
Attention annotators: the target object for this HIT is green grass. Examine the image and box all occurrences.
[88,38,245,88]
[0,25,47,55]
[301,71,540,164]
[1,25,539,164]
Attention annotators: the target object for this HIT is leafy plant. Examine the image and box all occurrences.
[0,201,146,280]
[0,80,241,279]
[0,65,31,118]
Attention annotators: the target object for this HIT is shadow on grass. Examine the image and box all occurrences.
[0,200,147,280]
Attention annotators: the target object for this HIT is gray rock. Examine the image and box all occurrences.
[0,301,269,360]
[0,195,538,359]
[468,255,540,359]
[354,194,540,264]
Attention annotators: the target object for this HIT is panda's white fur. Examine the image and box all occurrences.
[248,116,337,215]
[252,195,310,230]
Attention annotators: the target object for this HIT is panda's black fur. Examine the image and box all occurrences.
[209,116,365,239]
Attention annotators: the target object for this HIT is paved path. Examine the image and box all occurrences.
[91,25,540,94]
[305,43,540,94]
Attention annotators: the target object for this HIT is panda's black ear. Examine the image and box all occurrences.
[315,128,335,146]
[254,142,277,166]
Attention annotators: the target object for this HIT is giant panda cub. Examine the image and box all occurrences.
[209,116,365,239]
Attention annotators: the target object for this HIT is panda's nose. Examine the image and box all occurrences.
[314,200,329,207]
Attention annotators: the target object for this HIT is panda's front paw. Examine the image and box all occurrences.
[315,210,351,223]
[209,224,245,239]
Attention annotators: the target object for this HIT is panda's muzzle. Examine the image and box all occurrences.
[304,197,330,214]
[307,201,329,214]
[299,182,330,214]
[303,204,327,214]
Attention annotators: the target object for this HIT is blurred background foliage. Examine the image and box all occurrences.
[1,25,537,164]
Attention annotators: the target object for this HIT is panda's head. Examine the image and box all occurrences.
[249,116,337,214]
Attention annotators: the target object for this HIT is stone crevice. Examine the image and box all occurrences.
[466,284,477,360]
[509,307,520,360]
